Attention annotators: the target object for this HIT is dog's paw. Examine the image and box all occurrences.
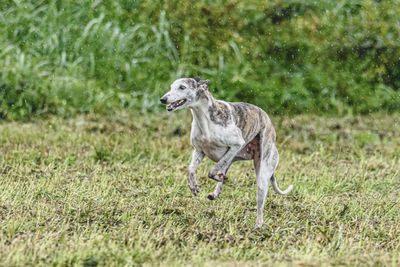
[255,218,264,228]
[188,184,199,196]
[218,173,228,181]
[188,173,199,195]
[188,182,199,195]
[208,168,218,179]
[207,192,216,200]
[209,173,227,182]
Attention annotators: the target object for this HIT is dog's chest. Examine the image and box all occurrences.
[190,121,240,162]
[192,134,229,162]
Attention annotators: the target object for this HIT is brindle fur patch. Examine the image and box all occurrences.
[195,88,207,101]
[231,102,266,141]
[198,80,210,89]
[186,78,196,88]
[209,101,231,127]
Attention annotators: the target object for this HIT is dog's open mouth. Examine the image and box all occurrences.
[167,99,187,111]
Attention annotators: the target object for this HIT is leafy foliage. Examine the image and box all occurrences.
[1,0,400,119]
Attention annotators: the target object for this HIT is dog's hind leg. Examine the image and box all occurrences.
[255,143,293,226]
[254,131,279,227]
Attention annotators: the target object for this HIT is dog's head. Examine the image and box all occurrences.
[160,77,210,112]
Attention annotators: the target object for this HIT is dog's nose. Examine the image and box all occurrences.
[160,97,167,104]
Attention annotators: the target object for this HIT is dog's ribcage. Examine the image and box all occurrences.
[190,101,268,162]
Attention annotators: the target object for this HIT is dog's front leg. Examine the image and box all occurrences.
[208,143,244,182]
[188,149,204,195]
[207,161,233,200]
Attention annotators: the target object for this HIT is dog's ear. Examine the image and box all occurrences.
[193,76,201,83]
[198,80,210,90]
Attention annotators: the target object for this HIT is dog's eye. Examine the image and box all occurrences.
[179,85,186,90]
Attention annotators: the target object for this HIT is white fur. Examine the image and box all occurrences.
[161,78,293,227]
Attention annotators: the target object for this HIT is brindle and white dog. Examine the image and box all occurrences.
[160,77,293,227]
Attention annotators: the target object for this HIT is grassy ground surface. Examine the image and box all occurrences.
[2,0,400,119]
[0,112,399,266]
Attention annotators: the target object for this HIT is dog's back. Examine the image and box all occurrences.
[211,100,276,144]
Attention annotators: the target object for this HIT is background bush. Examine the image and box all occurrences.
[0,0,399,119]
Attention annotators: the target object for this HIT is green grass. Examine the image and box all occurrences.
[0,112,399,266]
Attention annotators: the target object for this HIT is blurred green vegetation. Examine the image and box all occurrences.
[0,0,399,119]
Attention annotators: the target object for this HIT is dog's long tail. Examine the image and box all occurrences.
[271,174,293,195]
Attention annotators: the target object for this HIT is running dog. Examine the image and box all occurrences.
[160,77,293,227]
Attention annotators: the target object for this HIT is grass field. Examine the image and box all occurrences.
[0,112,399,266]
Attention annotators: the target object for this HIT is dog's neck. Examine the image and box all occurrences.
[189,90,216,134]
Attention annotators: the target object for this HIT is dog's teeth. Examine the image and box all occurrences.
[168,99,185,110]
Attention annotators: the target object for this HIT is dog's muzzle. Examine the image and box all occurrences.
[166,99,187,111]
[160,97,168,104]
